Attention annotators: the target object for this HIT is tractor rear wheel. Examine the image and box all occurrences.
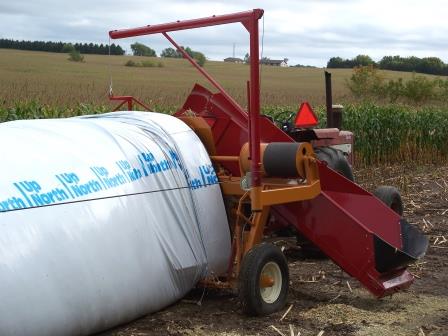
[373,186,404,216]
[315,146,354,181]
[239,243,289,316]
[297,147,354,259]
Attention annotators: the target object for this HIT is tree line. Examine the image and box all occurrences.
[0,39,125,55]
[160,46,206,66]
[130,43,206,66]
[160,46,205,65]
[327,54,448,76]
[346,64,448,104]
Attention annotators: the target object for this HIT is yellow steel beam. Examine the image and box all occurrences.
[260,180,321,206]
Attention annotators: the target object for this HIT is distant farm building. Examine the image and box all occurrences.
[261,58,288,67]
[224,57,244,63]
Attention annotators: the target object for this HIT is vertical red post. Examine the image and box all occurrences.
[246,80,251,160]
[248,12,262,210]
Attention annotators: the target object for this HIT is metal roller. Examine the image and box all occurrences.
[239,142,314,178]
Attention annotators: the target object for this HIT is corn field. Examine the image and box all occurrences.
[341,104,448,165]
[1,101,448,166]
[265,103,448,166]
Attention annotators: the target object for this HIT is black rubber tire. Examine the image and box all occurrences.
[239,243,289,316]
[315,147,354,181]
[296,236,329,259]
[296,147,353,259]
[373,186,404,216]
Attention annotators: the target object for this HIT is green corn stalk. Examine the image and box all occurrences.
[1,101,448,165]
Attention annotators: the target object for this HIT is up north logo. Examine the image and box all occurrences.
[12,180,69,208]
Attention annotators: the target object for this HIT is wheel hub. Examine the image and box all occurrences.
[259,262,282,303]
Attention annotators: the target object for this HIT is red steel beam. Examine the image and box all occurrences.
[109,9,263,38]
[247,16,261,190]
[162,32,247,130]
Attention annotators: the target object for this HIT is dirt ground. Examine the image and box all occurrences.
[101,164,448,336]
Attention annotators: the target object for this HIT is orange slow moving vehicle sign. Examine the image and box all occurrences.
[294,102,319,128]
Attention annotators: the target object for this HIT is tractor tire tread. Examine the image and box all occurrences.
[373,185,404,216]
[297,146,354,259]
[315,146,354,181]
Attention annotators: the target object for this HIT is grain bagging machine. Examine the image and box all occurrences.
[0,9,430,336]
[108,8,428,316]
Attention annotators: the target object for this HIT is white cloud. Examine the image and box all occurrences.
[0,0,447,66]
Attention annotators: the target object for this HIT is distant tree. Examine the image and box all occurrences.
[161,46,206,66]
[293,64,316,68]
[418,57,445,75]
[192,51,206,66]
[244,53,250,64]
[130,42,157,57]
[161,47,179,58]
[378,55,448,75]
[109,43,125,55]
[62,43,75,53]
[68,50,84,62]
[0,38,124,55]
[378,55,394,70]
[327,55,375,68]
[184,46,194,58]
[98,43,106,54]
[172,46,194,58]
[353,54,375,66]
[161,47,187,58]
[346,65,384,99]
[327,57,345,68]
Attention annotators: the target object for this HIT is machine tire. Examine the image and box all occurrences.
[315,147,354,181]
[239,243,289,316]
[296,236,328,259]
[297,147,353,259]
[373,186,404,216]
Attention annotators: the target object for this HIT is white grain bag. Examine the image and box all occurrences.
[0,111,231,336]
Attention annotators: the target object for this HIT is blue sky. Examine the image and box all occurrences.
[1,0,447,66]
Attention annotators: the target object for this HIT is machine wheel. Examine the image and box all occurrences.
[239,243,289,316]
[373,186,404,216]
[315,147,354,181]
